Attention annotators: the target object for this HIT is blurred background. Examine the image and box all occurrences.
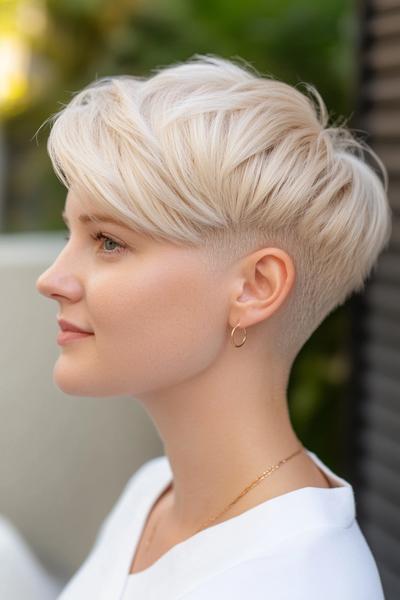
[0,0,398,598]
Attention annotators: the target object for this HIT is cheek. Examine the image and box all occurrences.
[86,260,227,395]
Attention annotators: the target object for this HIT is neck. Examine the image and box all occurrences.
[134,347,306,533]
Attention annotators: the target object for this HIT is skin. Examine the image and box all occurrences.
[36,186,331,566]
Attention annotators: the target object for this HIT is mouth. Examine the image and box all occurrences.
[57,331,94,346]
[56,317,94,345]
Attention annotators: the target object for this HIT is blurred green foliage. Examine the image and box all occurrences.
[2,0,359,475]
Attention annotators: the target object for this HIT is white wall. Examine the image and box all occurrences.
[0,231,164,585]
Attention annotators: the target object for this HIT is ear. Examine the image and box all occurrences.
[228,247,295,329]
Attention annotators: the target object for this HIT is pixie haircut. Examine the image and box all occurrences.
[41,54,392,359]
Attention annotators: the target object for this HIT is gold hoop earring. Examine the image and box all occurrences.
[231,321,247,348]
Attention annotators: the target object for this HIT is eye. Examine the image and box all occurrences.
[91,231,127,255]
[63,231,127,256]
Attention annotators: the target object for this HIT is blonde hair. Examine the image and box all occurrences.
[40,54,392,359]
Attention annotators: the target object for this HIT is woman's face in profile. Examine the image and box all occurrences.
[36,188,228,399]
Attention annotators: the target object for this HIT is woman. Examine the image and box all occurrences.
[36,54,390,599]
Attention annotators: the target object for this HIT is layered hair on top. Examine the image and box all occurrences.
[39,53,392,361]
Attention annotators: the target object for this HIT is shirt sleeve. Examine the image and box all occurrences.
[179,524,386,600]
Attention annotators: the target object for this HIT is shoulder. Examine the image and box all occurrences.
[181,523,385,600]
[95,455,166,544]
[121,455,167,497]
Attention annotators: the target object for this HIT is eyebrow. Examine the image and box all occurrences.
[61,211,133,230]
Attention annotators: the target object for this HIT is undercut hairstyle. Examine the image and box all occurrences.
[40,54,392,360]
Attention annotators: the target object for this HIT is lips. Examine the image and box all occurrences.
[57,318,94,334]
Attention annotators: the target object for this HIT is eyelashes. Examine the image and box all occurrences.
[91,231,127,255]
[63,231,128,256]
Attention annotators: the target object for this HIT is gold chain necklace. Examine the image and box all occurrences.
[144,445,304,552]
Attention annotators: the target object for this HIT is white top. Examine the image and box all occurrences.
[58,448,385,600]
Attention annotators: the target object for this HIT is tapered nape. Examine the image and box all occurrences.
[42,53,392,358]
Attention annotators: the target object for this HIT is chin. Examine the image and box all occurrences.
[52,375,97,397]
[52,361,110,397]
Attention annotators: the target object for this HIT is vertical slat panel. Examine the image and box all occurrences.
[348,2,400,599]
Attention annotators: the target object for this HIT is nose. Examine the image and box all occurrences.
[36,253,84,302]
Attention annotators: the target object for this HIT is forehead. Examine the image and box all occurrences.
[63,188,134,230]
[64,186,108,214]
